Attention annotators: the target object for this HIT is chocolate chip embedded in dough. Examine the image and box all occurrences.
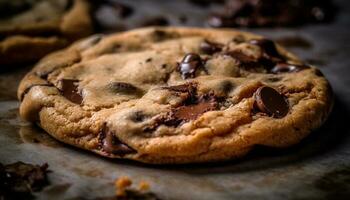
[99,125,136,156]
[254,86,289,118]
[59,79,83,104]
[200,40,223,55]
[177,53,205,79]
[249,39,283,60]
[270,63,310,74]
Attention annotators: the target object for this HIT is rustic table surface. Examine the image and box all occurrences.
[0,0,349,199]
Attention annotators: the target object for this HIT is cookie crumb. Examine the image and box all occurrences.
[115,176,132,197]
[139,181,150,191]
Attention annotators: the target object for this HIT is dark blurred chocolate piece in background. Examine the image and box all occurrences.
[90,0,133,32]
[208,0,337,27]
[139,16,169,27]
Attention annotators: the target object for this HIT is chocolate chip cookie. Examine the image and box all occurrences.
[18,27,333,164]
[0,0,92,66]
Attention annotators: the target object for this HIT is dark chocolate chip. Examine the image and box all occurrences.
[59,79,83,104]
[254,86,289,118]
[145,58,152,63]
[178,53,204,79]
[108,82,141,95]
[99,125,136,155]
[200,40,223,55]
[270,63,310,74]
[249,39,282,59]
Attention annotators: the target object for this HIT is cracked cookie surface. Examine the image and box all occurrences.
[18,27,333,164]
[0,0,92,66]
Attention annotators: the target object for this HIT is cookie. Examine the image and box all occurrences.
[0,0,92,66]
[18,27,333,164]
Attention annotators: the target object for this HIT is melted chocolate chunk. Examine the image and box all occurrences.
[270,63,310,74]
[171,95,217,121]
[0,162,49,199]
[99,125,136,156]
[254,86,289,118]
[59,79,83,104]
[147,83,220,130]
[249,39,283,59]
[178,53,205,79]
[108,82,141,95]
[200,40,223,55]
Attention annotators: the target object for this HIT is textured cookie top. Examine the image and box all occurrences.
[18,27,332,163]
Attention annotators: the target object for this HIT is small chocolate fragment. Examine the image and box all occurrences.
[59,79,83,104]
[178,53,204,79]
[108,82,141,95]
[200,40,223,55]
[254,86,289,118]
[270,63,310,74]
[99,125,136,156]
